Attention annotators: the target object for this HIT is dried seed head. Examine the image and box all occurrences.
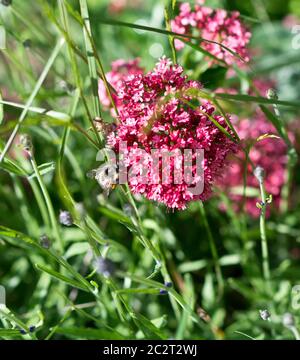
[59,210,73,227]
[96,257,116,278]
[259,309,271,321]
[254,166,265,183]
[282,313,295,328]
[19,134,33,153]
[39,234,51,249]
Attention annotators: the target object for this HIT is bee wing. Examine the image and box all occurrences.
[86,169,97,179]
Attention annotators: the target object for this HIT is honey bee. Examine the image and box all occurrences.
[87,164,119,197]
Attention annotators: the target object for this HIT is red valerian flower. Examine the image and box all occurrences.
[219,111,290,218]
[98,58,144,115]
[105,57,238,209]
[171,0,251,65]
[217,80,293,218]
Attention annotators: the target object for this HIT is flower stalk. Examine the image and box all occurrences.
[255,167,271,294]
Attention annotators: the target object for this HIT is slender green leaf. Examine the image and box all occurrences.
[215,93,299,108]
[0,38,65,163]
[0,90,3,124]
[35,264,89,292]
[53,327,126,340]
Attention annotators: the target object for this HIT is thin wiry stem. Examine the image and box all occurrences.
[164,6,177,65]
[0,38,65,163]
[258,179,271,294]
[199,202,224,296]
[28,151,63,253]
[290,326,300,340]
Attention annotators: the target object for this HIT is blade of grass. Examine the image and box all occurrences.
[164,6,177,65]
[57,0,103,147]
[97,17,246,64]
[28,150,63,253]
[214,92,299,108]
[0,90,3,124]
[35,263,89,292]
[0,99,71,122]
[198,202,224,297]
[64,0,119,118]
[0,38,65,163]
[78,0,101,120]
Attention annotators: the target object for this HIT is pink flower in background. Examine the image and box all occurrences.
[98,58,144,114]
[217,79,291,217]
[219,112,289,218]
[107,57,237,209]
[171,1,251,65]
[108,0,142,14]
[282,14,300,29]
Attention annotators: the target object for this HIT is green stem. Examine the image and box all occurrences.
[199,202,224,296]
[270,101,298,213]
[258,180,271,293]
[79,0,101,120]
[164,6,177,65]
[281,148,297,213]
[0,38,65,163]
[58,0,103,147]
[45,308,72,340]
[29,152,63,253]
[28,178,51,231]
[291,326,300,340]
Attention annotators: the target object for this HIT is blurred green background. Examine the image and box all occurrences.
[0,0,300,340]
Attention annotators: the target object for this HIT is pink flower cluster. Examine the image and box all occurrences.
[98,58,144,114]
[108,0,142,14]
[171,1,251,65]
[104,57,237,209]
[220,111,288,217]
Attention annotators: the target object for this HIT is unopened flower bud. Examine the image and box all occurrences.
[282,313,295,328]
[259,309,271,321]
[39,234,51,249]
[59,210,73,227]
[165,281,173,288]
[29,325,36,333]
[159,289,168,295]
[254,166,265,183]
[96,257,116,278]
